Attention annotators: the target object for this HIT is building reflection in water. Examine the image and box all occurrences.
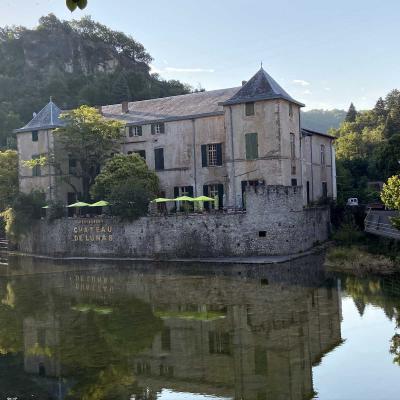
[0,253,342,400]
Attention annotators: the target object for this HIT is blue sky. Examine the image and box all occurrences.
[1,0,399,110]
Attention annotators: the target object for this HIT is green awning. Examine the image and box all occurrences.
[151,198,174,203]
[174,196,195,202]
[67,201,91,208]
[194,196,215,202]
[89,200,109,207]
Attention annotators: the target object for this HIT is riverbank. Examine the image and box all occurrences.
[324,245,400,276]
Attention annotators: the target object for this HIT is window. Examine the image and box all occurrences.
[322,181,328,198]
[203,184,224,209]
[289,103,293,118]
[209,331,231,355]
[201,143,222,167]
[128,125,142,137]
[174,186,194,211]
[291,178,298,186]
[320,144,326,166]
[32,155,41,177]
[306,181,310,205]
[32,131,38,142]
[151,123,165,135]
[37,328,46,347]
[68,156,77,175]
[154,148,164,170]
[245,133,258,160]
[290,133,295,160]
[245,102,255,116]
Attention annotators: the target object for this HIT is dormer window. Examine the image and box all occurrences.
[128,126,142,137]
[245,102,255,116]
[32,131,39,142]
[151,123,165,135]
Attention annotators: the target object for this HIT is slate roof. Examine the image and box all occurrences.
[14,100,65,133]
[222,67,304,107]
[101,87,240,125]
[301,128,336,140]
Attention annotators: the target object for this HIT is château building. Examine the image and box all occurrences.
[15,67,336,208]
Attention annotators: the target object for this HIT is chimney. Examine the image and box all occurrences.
[242,80,247,86]
[95,105,103,115]
[121,101,129,114]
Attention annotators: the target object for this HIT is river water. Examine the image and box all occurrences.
[0,253,399,400]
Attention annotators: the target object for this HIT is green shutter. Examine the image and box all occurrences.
[216,143,223,166]
[201,145,208,167]
[245,133,258,160]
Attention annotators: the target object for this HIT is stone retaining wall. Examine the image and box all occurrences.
[17,186,331,259]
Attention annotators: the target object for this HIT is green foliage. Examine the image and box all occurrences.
[1,191,45,242]
[46,200,66,221]
[0,150,18,211]
[54,105,124,200]
[345,102,358,122]
[301,109,346,133]
[333,90,400,203]
[381,175,400,210]
[91,154,159,220]
[0,15,191,148]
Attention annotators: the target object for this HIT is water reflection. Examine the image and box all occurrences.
[0,254,343,400]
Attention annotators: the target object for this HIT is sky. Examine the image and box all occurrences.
[0,0,399,110]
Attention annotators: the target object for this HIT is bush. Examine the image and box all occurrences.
[46,200,66,221]
[1,191,45,242]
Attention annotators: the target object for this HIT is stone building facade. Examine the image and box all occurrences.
[15,67,336,208]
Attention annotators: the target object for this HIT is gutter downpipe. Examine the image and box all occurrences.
[310,135,314,202]
[299,107,304,195]
[229,106,237,208]
[192,118,198,196]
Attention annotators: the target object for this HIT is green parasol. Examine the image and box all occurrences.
[194,196,215,202]
[174,196,195,202]
[67,201,91,208]
[42,205,49,209]
[151,198,174,203]
[89,200,110,207]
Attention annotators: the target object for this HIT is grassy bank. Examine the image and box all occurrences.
[326,220,400,276]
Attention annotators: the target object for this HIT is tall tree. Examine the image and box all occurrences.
[0,150,18,211]
[53,106,124,200]
[91,154,159,220]
[345,102,357,123]
[373,97,386,118]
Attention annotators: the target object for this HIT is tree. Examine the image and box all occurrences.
[53,106,124,200]
[0,150,18,211]
[381,175,400,211]
[91,154,159,219]
[373,97,386,118]
[345,102,357,123]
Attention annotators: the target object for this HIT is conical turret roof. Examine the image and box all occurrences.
[223,67,304,107]
[14,100,65,133]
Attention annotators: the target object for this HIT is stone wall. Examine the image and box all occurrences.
[17,186,330,259]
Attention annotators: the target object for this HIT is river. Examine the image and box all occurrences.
[0,252,399,400]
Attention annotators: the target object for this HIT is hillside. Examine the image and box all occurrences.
[0,14,191,147]
[301,109,346,133]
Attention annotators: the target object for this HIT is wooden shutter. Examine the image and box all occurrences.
[154,148,164,170]
[203,185,209,210]
[245,133,258,160]
[138,126,143,136]
[151,124,155,135]
[217,184,224,208]
[160,123,165,134]
[174,187,179,198]
[216,143,223,166]
[201,145,208,167]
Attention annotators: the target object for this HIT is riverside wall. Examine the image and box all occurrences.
[17,186,331,259]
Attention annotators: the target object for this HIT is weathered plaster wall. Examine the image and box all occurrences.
[17,186,330,259]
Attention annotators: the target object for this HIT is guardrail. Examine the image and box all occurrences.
[364,210,400,240]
